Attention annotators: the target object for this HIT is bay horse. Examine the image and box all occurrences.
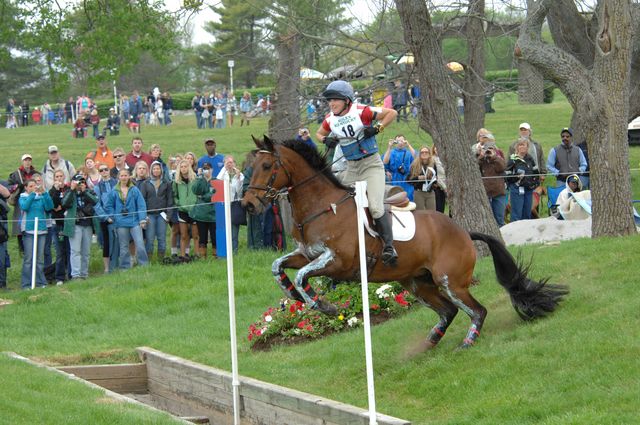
[242,136,568,349]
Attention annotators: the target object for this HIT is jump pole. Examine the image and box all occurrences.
[355,181,378,425]
[223,174,241,425]
[31,217,39,290]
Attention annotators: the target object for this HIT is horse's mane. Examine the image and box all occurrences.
[279,139,351,191]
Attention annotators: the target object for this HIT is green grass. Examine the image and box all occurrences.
[1,94,640,424]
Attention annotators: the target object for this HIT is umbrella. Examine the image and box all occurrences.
[447,61,464,72]
[300,68,326,79]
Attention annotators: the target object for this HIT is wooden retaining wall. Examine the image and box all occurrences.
[137,346,411,425]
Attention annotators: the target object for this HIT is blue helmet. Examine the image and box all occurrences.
[322,80,355,102]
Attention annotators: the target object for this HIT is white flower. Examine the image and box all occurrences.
[347,317,359,327]
[264,315,273,322]
[376,284,394,299]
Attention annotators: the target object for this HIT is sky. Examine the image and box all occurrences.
[166,0,378,44]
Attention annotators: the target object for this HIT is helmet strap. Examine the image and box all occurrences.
[335,99,351,116]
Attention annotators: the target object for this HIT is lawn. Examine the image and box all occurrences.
[1,93,639,424]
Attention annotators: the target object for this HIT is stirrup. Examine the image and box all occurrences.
[381,246,398,266]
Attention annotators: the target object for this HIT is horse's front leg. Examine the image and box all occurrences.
[293,249,338,315]
[271,248,311,303]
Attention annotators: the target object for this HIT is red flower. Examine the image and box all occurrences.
[371,304,380,310]
[295,301,304,310]
[248,333,253,341]
[305,325,313,331]
[289,304,296,313]
[394,291,410,307]
[297,320,307,329]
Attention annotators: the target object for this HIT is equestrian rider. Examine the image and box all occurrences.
[316,80,399,266]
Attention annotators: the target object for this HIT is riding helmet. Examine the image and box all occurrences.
[322,80,355,102]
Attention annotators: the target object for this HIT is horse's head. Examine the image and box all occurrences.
[242,135,291,215]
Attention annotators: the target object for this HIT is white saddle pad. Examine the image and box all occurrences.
[390,211,416,241]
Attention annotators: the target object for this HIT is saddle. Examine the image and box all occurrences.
[384,188,416,212]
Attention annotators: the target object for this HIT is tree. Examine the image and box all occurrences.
[462,0,487,143]
[394,0,502,245]
[516,0,636,237]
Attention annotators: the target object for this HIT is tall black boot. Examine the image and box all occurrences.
[375,212,398,266]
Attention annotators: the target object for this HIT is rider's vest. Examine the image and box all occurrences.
[325,104,379,161]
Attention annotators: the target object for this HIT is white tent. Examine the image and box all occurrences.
[300,68,326,79]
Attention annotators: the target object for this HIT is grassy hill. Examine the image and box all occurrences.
[1,92,639,424]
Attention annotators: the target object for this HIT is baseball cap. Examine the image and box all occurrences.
[21,153,32,161]
[561,127,573,136]
[96,134,105,140]
[204,138,215,144]
[48,145,58,153]
[519,122,531,130]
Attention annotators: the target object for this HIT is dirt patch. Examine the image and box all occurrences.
[0,298,14,309]
[251,311,395,352]
[33,349,138,366]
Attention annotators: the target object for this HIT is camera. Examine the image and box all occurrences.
[121,207,129,217]
[398,165,405,175]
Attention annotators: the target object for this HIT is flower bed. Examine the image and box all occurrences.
[248,280,415,351]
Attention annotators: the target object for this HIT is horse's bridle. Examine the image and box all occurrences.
[247,150,292,206]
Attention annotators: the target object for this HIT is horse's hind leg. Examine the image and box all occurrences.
[272,250,311,303]
[438,274,488,349]
[410,279,459,350]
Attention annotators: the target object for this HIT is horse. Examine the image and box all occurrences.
[242,136,568,349]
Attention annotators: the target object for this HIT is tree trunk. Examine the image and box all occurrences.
[517,0,636,237]
[268,32,301,142]
[395,0,502,252]
[462,0,487,142]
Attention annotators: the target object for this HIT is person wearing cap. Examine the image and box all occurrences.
[508,123,546,181]
[104,107,121,135]
[62,174,98,280]
[197,138,225,176]
[0,180,11,289]
[87,134,115,169]
[477,140,507,226]
[42,146,76,191]
[472,128,504,159]
[125,136,153,169]
[546,128,588,187]
[18,176,53,289]
[8,154,38,254]
[316,79,399,267]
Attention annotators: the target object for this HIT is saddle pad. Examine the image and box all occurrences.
[391,211,416,242]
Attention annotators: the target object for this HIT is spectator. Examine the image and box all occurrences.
[556,174,591,220]
[32,107,41,125]
[133,160,149,187]
[104,108,121,135]
[185,151,198,173]
[214,91,227,129]
[203,92,214,129]
[120,95,130,124]
[408,146,437,211]
[155,96,164,125]
[64,97,74,123]
[508,123,546,179]
[295,128,316,149]
[32,173,55,274]
[192,91,204,129]
[392,80,408,122]
[93,164,118,273]
[129,91,143,125]
[162,92,173,126]
[19,178,53,289]
[8,154,37,254]
[105,168,148,269]
[472,129,504,159]
[139,161,173,260]
[89,109,100,138]
[149,144,170,182]
[110,147,130,179]
[382,135,416,200]
[478,141,507,226]
[87,134,115,169]
[0,180,10,290]
[197,139,225,175]
[173,159,198,261]
[431,146,448,213]
[73,114,87,138]
[546,127,588,187]
[42,102,51,125]
[506,139,539,222]
[42,145,76,190]
[217,156,244,252]
[239,91,253,127]
[49,170,71,284]
[191,163,217,258]
[21,100,29,126]
[125,137,153,169]
[62,174,97,280]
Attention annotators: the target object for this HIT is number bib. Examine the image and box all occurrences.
[326,104,379,161]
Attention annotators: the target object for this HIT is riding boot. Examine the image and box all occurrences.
[375,212,398,266]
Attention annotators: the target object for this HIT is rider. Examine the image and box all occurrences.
[316,80,399,266]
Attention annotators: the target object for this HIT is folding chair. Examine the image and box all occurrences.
[547,185,565,216]
[633,200,640,225]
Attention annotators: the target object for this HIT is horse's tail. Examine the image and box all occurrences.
[469,232,569,321]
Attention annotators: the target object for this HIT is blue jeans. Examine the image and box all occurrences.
[116,226,148,269]
[195,111,203,128]
[21,232,47,289]
[70,225,92,278]
[488,194,507,227]
[164,110,172,125]
[509,185,533,222]
[44,225,56,268]
[206,113,213,128]
[231,224,239,252]
[0,241,7,287]
[145,214,167,257]
[54,225,71,281]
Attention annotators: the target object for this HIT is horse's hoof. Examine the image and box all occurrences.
[456,342,474,351]
[315,299,338,316]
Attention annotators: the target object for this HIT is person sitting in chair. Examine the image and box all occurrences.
[315,80,399,266]
[104,108,120,136]
[556,174,591,220]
